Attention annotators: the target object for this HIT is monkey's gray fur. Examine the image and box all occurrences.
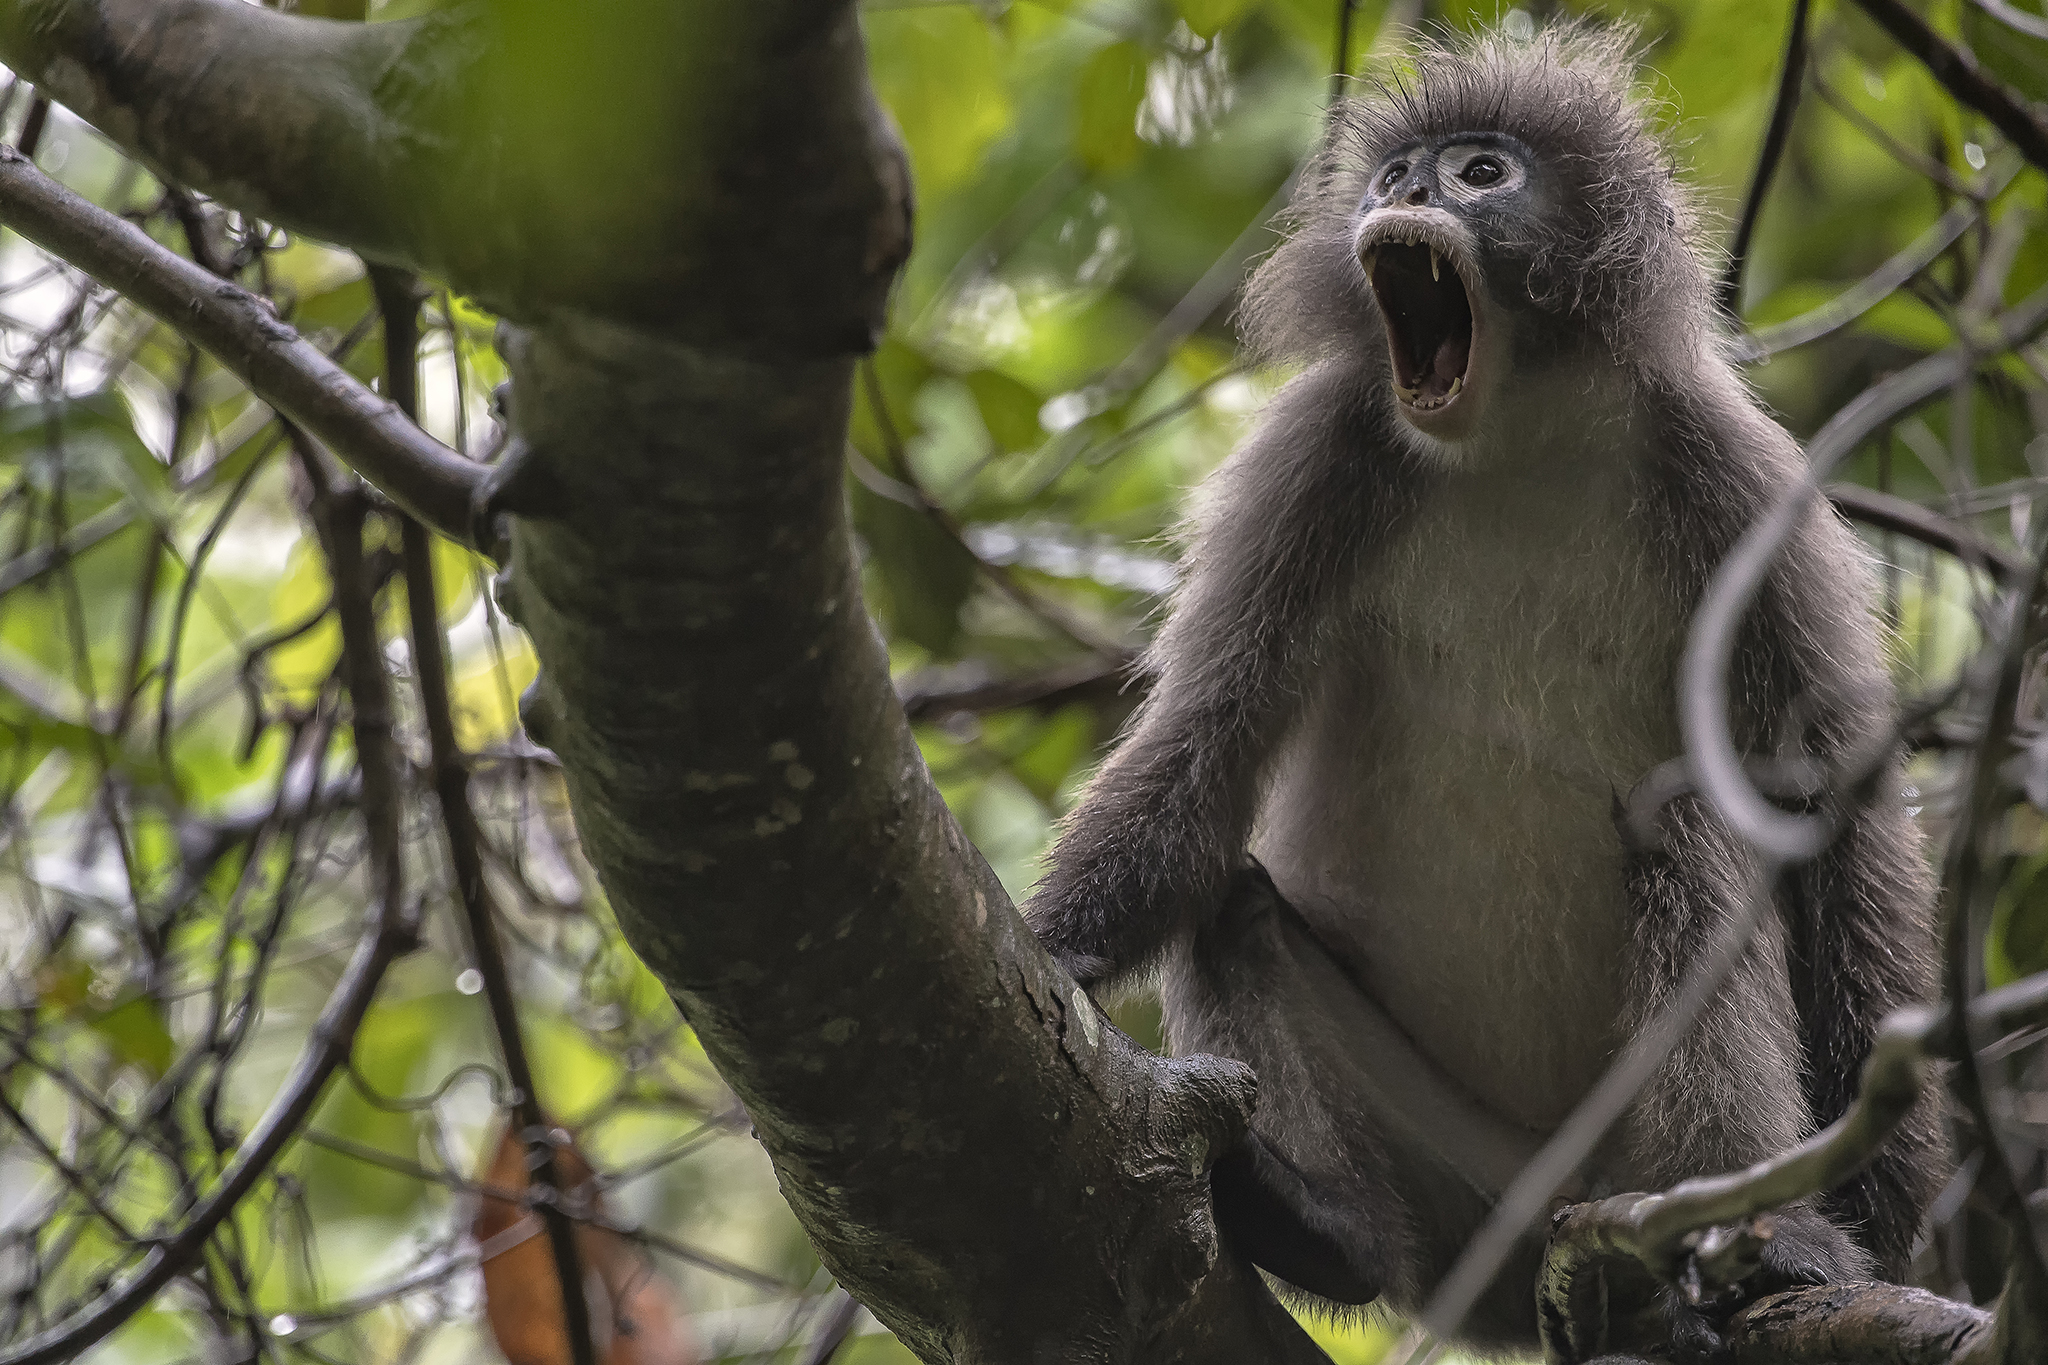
[1025,24,1946,1354]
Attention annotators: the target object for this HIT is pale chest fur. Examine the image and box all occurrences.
[1253,442,1682,1132]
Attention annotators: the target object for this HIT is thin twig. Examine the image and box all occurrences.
[1736,163,2013,361]
[0,458,420,1365]
[1721,0,1811,316]
[1848,0,2048,171]
[1684,279,2048,861]
[369,264,599,1365]
[1826,482,2028,585]
[1538,975,2048,1361]
[1329,0,1360,106]
[1973,0,2048,40]
[1809,71,1983,200]
[0,148,484,542]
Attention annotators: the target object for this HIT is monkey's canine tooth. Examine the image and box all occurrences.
[1430,247,1440,281]
[1446,375,1463,399]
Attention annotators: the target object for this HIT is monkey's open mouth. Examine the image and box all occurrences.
[1363,241,1474,412]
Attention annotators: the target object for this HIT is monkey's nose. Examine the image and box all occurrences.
[1404,183,1431,206]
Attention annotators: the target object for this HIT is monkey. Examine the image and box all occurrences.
[1023,24,1947,1357]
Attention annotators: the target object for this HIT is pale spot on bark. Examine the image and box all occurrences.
[679,850,716,873]
[821,1017,858,1044]
[785,763,815,789]
[684,771,754,791]
[768,740,800,761]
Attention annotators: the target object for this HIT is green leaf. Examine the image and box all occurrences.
[266,539,342,707]
[851,484,978,658]
[1965,0,2048,103]
[89,995,175,1079]
[1990,851,2048,986]
[1010,704,1096,803]
[0,392,167,520]
[1075,41,1149,175]
[867,11,1016,197]
[964,370,1046,452]
[1174,0,1255,37]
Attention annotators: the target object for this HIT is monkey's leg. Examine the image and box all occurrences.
[1211,1131,1382,1303]
[1783,786,1948,1278]
[1165,864,1475,1312]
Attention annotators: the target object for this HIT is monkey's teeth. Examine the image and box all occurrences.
[1430,248,1440,281]
[1398,375,1465,411]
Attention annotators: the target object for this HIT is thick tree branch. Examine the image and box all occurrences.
[0,0,1335,1356]
[0,0,472,262]
[0,149,485,542]
[465,2,1326,1353]
[0,0,907,342]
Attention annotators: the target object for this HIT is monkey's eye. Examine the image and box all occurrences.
[1378,163,1408,192]
[1461,156,1505,187]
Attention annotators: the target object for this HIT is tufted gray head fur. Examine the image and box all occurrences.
[1241,23,1715,384]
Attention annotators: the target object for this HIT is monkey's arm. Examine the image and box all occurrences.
[1026,364,1422,985]
[1786,780,1945,1276]
[1638,387,1945,1282]
[1767,509,1947,1274]
[1728,491,1946,1277]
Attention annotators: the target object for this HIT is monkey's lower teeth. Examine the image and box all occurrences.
[1399,374,1463,410]
[1430,248,1440,281]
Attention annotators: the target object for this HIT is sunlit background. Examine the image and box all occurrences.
[2,0,2044,1360]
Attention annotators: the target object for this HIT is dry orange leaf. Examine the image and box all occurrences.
[475,1123,699,1365]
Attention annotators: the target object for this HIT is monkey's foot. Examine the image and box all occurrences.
[1210,1131,1383,1305]
[1658,1211,1849,1365]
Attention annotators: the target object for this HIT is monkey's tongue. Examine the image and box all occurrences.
[1421,332,1470,399]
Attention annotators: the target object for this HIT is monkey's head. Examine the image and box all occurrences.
[1241,23,1713,444]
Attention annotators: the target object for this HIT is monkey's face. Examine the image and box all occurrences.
[1352,133,1543,441]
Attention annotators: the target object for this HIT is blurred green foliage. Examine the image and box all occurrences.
[2,0,2046,1361]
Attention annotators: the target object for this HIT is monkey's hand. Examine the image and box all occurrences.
[1024,783,1240,989]
[1022,850,1149,989]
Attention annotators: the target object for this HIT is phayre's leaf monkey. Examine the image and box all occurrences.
[1025,23,1945,1355]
